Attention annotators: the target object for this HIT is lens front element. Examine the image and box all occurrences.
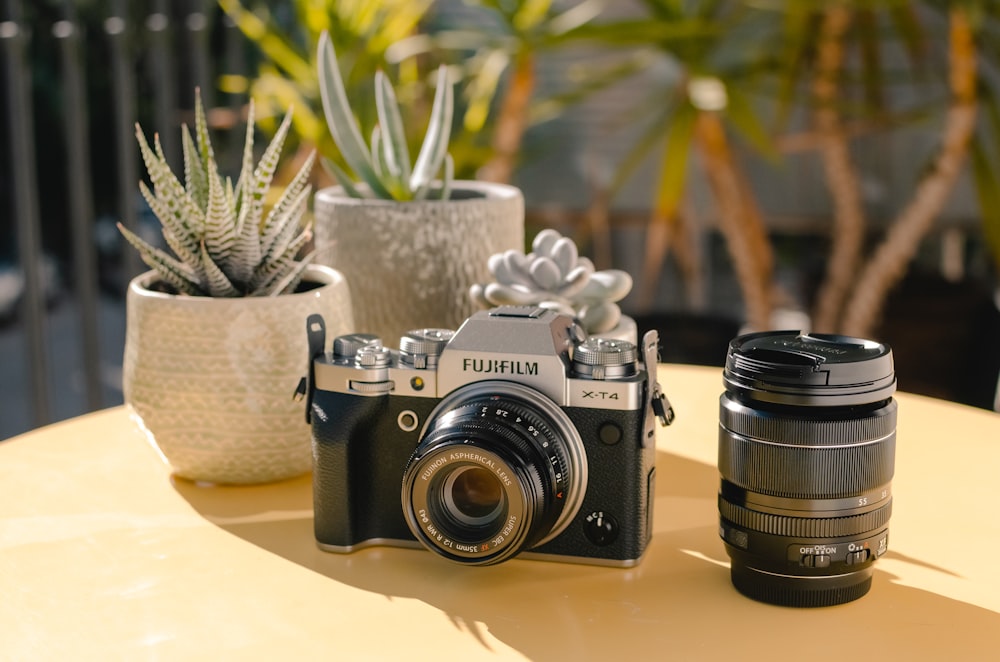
[443,466,505,526]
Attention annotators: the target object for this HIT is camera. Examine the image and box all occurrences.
[300,306,674,567]
[717,331,897,607]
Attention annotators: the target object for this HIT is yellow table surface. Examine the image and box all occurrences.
[3,364,999,659]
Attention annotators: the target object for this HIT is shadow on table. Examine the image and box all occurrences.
[173,451,999,657]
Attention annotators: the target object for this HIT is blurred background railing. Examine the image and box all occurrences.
[2,0,999,440]
[1,0,244,437]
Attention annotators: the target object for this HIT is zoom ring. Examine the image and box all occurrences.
[719,433,895,498]
[719,497,892,538]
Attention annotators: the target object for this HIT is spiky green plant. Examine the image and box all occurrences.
[117,90,316,297]
[317,29,454,201]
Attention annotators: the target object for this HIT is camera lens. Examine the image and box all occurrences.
[718,331,897,607]
[443,466,505,525]
[402,381,587,565]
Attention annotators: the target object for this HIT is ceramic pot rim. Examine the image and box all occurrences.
[314,180,522,208]
[127,263,347,304]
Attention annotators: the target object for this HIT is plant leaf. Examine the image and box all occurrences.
[117,222,202,295]
[724,85,778,162]
[608,95,677,196]
[134,124,205,239]
[194,88,215,173]
[261,150,315,256]
[374,69,412,183]
[161,227,206,287]
[181,125,208,210]
[370,124,386,179]
[256,231,315,296]
[233,108,293,283]
[440,153,454,201]
[410,65,454,196]
[317,30,393,198]
[137,180,199,259]
[321,157,367,198]
[261,185,310,267]
[204,168,235,269]
[235,99,256,228]
[200,241,241,297]
[261,249,316,297]
[654,101,697,224]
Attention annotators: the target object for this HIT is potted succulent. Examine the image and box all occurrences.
[470,229,637,343]
[312,30,524,345]
[120,91,354,485]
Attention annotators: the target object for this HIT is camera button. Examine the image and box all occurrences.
[584,511,619,546]
[598,422,623,446]
[398,410,419,432]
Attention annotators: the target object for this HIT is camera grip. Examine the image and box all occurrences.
[311,391,386,548]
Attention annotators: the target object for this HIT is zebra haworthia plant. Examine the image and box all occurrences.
[118,90,316,297]
[317,29,454,201]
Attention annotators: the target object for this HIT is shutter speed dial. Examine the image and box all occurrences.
[573,338,638,380]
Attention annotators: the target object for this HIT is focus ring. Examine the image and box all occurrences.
[719,497,892,538]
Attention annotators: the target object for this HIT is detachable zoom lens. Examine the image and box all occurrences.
[402,382,587,565]
[718,331,897,607]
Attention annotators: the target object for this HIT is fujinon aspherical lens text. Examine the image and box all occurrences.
[717,331,897,607]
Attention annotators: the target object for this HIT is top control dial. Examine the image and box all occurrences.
[573,338,638,380]
[400,328,454,369]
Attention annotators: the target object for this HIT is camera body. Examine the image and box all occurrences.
[303,306,673,567]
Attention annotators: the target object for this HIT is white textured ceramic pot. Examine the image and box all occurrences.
[314,182,524,344]
[123,264,353,485]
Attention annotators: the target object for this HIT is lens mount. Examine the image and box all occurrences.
[402,381,587,565]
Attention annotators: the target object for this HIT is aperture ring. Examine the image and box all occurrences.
[719,497,892,538]
[720,397,897,446]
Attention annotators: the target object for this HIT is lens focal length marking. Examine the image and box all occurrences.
[719,497,892,539]
[721,480,892,516]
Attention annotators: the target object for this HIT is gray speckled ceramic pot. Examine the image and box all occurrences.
[314,182,524,345]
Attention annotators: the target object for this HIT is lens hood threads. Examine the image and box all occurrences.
[718,331,897,607]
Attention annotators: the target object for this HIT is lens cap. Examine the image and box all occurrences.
[724,331,895,406]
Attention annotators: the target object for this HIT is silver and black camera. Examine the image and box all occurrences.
[300,306,674,567]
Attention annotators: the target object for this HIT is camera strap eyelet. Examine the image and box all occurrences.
[641,331,675,440]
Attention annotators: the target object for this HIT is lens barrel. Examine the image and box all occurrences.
[402,382,587,565]
[718,331,897,607]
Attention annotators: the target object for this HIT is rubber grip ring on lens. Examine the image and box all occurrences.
[718,496,892,538]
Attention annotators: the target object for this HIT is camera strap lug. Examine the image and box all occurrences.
[641,331,675,445]
[651,382,674,427]
[296,314,327,424]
